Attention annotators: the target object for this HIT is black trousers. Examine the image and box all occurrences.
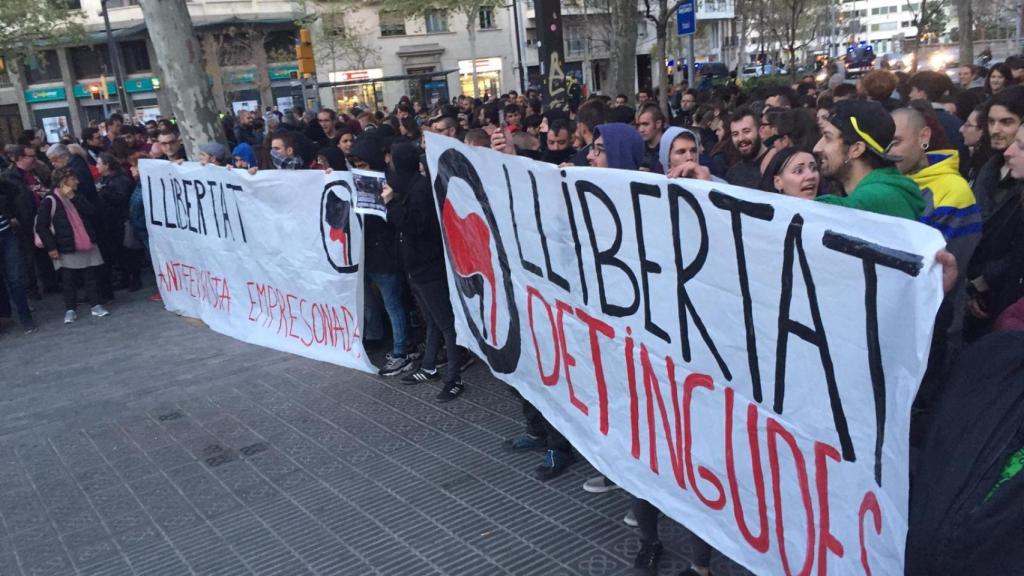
[520,396,570,452]
[61,266,99,311]
[634,498,712,567]
[410,279,463,385]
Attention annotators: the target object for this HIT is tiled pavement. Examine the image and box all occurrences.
[0,287,752,576]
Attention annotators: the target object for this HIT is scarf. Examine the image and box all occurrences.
[53,193,92,252]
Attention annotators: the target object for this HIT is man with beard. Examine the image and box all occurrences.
[540,119,576,165]
[724,108,766,188]
[965,89,1024,339]
[972,85,1024,221]
[234,110,259,146]
[572,99,607,166]
[813,99,924,219]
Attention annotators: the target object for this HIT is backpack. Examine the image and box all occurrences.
[33,195,56,250]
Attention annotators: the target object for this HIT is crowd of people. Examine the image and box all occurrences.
[2,56,1023,574]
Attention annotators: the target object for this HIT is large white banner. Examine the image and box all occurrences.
[424,133,945,575]
[140,160,374,373]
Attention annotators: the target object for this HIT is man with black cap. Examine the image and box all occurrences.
[813,99,925,220]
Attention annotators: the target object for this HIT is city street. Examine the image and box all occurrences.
[0,287,751,576]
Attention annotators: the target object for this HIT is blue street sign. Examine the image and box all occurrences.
[677,0,695,36]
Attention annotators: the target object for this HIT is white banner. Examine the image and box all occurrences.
[424,133,945,575]
[140,160,374,373]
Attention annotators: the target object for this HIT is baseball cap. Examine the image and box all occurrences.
[827,99,902,163]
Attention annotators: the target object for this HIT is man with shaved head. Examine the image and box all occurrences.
[890,105,980,351]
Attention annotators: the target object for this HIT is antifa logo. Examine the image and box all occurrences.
[433,148,521,374]
[319,181,361,273]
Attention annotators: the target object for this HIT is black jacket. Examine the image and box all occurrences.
[906,331,1024,576]
[97,170,135,223]
[35,193,99,254]
[0,166,38,239]
[68,154,99,207]
[973,154,1016,221]
[387,173,446,284]
[966,182,1024,319]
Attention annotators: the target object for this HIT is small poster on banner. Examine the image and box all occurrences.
[276,96,294,112]
[351,170,387,219]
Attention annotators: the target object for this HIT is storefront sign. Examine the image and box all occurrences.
[328,68,384,83]
[458,57,502,74]
[124,77,159,93]
[269,65,300,81]
[25,87,66,103]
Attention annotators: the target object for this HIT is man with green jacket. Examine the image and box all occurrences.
[813,99,925,220]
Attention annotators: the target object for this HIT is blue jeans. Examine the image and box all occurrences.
[0,228,33,329]
[368,272,410,355]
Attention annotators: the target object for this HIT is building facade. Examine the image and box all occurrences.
[1,0,302,144]
[314,5,522,111]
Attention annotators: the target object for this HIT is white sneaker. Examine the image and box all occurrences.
[64,310,77,324]
[90,305,110,318]
[582,475,621,493]
[623,508,638,527]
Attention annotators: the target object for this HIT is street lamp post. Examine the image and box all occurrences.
[100,0,132,116]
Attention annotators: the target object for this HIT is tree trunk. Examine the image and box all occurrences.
[655,21,669,116]
[139,0,225,157]
[250,30,273,110]
[608,0,638,99]
[956,0,973,65]
[200,32,227,114]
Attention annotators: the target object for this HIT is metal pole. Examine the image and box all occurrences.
[687,33,695,89]
[101,0,132,116]
[511,0,528,93]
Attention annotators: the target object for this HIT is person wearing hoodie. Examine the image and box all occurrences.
[813,100,925,220]
[231,143,258,170]
[586,122,644,170]
[349,134,419,378]
[659,126,723,182]
[382,141,469,402]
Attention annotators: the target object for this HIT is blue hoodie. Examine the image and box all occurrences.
[232,143,257,168]
[593,123,644,171]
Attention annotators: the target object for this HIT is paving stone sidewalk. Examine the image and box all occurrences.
[0,288,752,576]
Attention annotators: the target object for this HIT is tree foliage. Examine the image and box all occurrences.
[0,0,85,60]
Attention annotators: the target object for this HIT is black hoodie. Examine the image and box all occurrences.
[352,134,399,274]
[385,142,445,284]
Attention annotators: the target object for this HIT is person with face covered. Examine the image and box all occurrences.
[724,108,766,188]
[813,100,924,220]
[540,119,576,165]
[381,141,468,400]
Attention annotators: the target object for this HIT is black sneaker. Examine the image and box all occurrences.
[633,541,663,574]
[378,353,414,377]
[534,449,575,481]
[402,368,439,385]
[435,380,465,402]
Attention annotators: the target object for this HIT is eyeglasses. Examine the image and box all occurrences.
[592,144,606,156]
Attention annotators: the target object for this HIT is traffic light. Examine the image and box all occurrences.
[296,28,315,77]
[88,83,102,100]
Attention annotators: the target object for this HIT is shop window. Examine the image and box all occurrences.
[425,10,448,34]
[380,11,406,36]
[24,51,62,84]
[71,46,111,78]
[479,7,495,30]
[120,40,151,74]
